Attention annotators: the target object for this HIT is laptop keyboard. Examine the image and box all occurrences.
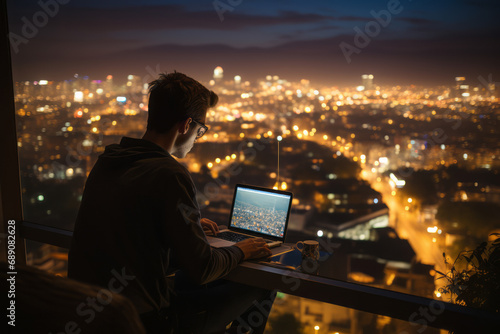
[215,231,252,243]
[214,231,279,246]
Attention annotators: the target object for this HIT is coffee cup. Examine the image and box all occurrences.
[294,240,320,261]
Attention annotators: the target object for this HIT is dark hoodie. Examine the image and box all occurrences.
[68,137,243,316]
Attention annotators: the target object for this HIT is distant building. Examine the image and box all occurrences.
[105,74,114,94]
[361,74,374,90]
[126,74,142,93]
[453,182,500,204]
[304,178,389,240]
[455,76,469,98]
[213,66,224,81]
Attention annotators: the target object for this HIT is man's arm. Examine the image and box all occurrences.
[160,172,243,285]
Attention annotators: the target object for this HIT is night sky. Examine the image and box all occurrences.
[6,0,500,86]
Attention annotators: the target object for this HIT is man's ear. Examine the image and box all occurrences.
[178,118,192,135]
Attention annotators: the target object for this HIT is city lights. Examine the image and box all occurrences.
[427,226,438,233]
[13,69,500,322]
[74,91,83,102]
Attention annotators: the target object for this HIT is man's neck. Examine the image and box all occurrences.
[142,130,176,154]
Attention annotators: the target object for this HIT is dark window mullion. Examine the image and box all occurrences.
[1,0,27,264]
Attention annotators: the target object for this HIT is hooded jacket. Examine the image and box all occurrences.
[68,137,244,315]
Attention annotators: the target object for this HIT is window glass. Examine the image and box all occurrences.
[268,293,444,334]
[8,0,499,309]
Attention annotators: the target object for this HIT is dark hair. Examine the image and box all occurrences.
[146,71,218,133]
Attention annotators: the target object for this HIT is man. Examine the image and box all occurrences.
[68,71,274,333]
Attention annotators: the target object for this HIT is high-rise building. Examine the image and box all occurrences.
[105,75,114,94]
[361,74,374,90]
[213,66,223,81]
[126,74,142,94]
[455,76,469,98]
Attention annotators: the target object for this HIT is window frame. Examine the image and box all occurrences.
[1,0,25,265]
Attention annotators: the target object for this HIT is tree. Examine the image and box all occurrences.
[436,201,500,239]
[438,234,500,323]
[398,170,438,205]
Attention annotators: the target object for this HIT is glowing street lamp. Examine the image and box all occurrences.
[427,226,438,233]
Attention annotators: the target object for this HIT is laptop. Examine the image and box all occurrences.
[206,184,293,255]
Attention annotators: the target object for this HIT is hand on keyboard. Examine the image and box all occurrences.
[201,218,220,236]
[235,238,272,260]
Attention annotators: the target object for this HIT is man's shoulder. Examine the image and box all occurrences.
[138,155,194,188]
[142,155,190,176]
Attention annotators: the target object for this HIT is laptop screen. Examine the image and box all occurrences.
[229,184,293,239]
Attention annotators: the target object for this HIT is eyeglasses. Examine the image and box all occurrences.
[191,119,208,139]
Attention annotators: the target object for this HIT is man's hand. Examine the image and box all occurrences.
[235,238,272,260]
[201,218,219,236]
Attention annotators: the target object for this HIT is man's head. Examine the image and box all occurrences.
[146,71,218,157]
[147,71,218,134]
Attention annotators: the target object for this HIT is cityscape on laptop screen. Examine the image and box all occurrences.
[231,187,291,238]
